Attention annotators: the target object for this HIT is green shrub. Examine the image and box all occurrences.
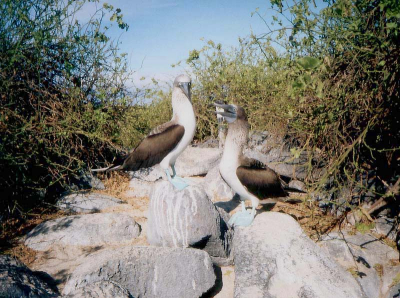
[186,0,399,206]
[0,0,136,215]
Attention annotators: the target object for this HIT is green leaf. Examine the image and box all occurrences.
[290,148,302,159]
[292,80,305,89]
[387,23,397,29]
[297,57,322,70]
[316,81,324,98]
[302,74,312,84]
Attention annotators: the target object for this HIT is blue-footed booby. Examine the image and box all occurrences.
[92,74,196,190]
[215,103,300,226]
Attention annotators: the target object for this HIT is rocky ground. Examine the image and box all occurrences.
[1,135,399,298]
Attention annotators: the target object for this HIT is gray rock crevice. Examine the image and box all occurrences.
[0,255,59,298]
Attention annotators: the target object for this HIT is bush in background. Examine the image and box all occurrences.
[186,0,399,212]
[0,0,143,215]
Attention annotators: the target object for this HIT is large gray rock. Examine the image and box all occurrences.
[129,146,222,181]
[74,173,106,190]
[244,148,324,181]
[233,212,366,298]
[201,166,235,203]
[25,213,140,251]
[57,193,124,214]
[244,149,309,180]
[174,146,222,177]
[320,231,400,298]
[63,281,133,298]
[0,255,58,297]
[196,138,219,148]
[63,246,216,298]
[147,181,232,261]
[200,166,242,215]
[247,131,283,154]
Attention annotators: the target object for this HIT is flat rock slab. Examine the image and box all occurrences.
[63,246,216,298]
[320,231,400,298]
[147,181,232,260]
[233,212,366,298]
[0,255,59,298]
[63,280,132,298]
[25,213,140,251]
[57,193,124,214]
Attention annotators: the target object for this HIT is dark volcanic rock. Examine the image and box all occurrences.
[0,255,59,298]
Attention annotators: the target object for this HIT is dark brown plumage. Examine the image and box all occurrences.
[236,157,287,199]
[121,124,185,171]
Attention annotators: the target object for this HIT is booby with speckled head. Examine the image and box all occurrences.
[92,74,196,190]
[215,102,301,226]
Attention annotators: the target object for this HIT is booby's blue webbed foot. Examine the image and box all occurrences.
[228,201,256,227]
[165,169,189,190]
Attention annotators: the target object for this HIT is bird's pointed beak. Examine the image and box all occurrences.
[213,102,237,123]
[214,102,232,110]
[180,82,191,100]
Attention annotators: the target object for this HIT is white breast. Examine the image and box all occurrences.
[219,156,249,198]
[160,97,196,170]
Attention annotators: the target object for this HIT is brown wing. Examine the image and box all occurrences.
[122,124,185,171]
[237,157,287,198]
[148,120,176,137]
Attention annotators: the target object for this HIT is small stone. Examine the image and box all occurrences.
[374,217,398,241]
[288,180,306,192]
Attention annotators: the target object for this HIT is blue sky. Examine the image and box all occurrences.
[77,0,282,86]
[77,0,326,86]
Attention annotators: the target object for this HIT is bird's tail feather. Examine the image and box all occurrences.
[283,186,306,193]
[91,165,123,172]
